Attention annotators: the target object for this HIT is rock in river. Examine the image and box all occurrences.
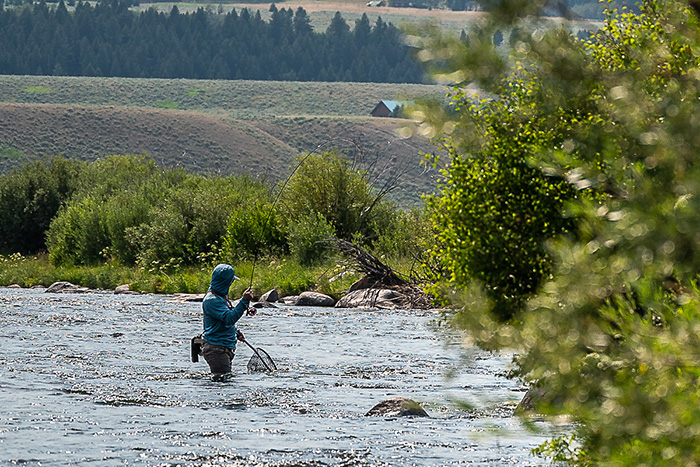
[114,284,140,295]
[260,288,279,303]
[45,281,90,294]
[295,291,336,307]
[365,398,429,417]
[335,289,407,309]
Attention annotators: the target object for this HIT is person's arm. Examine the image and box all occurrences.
[206,296,246,325]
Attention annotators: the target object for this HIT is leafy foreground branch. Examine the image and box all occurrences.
[410,0,700,464]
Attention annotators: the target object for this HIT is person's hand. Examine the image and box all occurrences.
[236,330,245,342]
[242,287,253,301]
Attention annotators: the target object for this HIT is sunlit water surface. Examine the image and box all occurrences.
[0,287,566,466]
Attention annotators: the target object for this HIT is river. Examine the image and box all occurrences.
[0,287,565,466]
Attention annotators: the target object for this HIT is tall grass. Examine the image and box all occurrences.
[0,253,361,299]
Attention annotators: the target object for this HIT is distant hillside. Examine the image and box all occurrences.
[141,1,619,31]
[0,75,447,119]
[0,76,450,206]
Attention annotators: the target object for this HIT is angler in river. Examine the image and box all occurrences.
[199,263,256,381]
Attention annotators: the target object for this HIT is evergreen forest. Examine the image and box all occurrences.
[0,1,425,83]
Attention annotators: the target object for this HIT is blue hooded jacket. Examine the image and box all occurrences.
[202,264,250,349]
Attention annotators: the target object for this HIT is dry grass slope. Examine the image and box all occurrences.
[0,103,297,174]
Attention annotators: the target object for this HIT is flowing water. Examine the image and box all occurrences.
[0,287,566,466]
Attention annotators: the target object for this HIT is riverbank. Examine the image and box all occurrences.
[0,252,361,298]
[0,251,430,307]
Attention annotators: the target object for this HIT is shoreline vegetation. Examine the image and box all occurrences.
[0,245,432,308]
[7,0,700,463]
[0,153,434,306]
[0,251,362,300]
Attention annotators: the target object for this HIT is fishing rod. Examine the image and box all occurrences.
[247,138,363,290]
[235,139,368,374]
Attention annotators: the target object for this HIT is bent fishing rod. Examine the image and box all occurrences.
[237,139,362,371]
[246,138,363,290]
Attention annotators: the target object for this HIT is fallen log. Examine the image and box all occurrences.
[332,238,433,309]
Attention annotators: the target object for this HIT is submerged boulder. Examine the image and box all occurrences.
[278,295,299,305]
[114,284,140,295]
[295,291,336,307]
[45,281,90,294]
[335,289,407,309]
[365,398,429,417]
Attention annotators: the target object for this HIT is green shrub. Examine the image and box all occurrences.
[0,146,24,159]
[287,211,335,265]
[185,87,207,97]
[179,176,270,263]
[102,191,153,264]
[46,156,277,268]
[0,156,84,254]
[23,86,51,94]
[280,150,393,243]
[46,195,109,265]
[222,201,287,262]
[0,253,50,286]
[371,207,432,261]
[125,206,189,267]
[271,263,317,296]
[155,99,178,109]
[427,144,578,319]
[72,154,183,200]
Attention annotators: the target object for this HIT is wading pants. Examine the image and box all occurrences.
[202,342,234,378]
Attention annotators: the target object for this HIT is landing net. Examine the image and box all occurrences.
[247,347,277,373]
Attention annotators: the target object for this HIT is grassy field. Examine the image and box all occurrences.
[0,75,451,206]
[0,75,447,119]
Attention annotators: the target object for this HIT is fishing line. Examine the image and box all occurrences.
[247,138,363,289]
[237,139,362,373]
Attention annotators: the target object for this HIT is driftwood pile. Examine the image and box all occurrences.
[333,238,433,309]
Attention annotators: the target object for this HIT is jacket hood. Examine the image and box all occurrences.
[209,263,240,296]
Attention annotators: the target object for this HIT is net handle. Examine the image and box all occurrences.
[241,336,273,372]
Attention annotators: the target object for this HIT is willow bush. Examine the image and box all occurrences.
[287,211,335,266]
[410,0,700,464]
[221,198,287,262]
[279,150,397,244]
[423,82,582,319]
[0,156,84,255]
[1,150,435,297]
[29,151,427,273]
[46,155,275,268]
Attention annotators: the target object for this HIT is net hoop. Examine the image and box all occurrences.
[247,347,277,373]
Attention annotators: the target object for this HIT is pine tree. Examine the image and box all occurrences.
[354,13,371,47]
[293,6,311,36]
